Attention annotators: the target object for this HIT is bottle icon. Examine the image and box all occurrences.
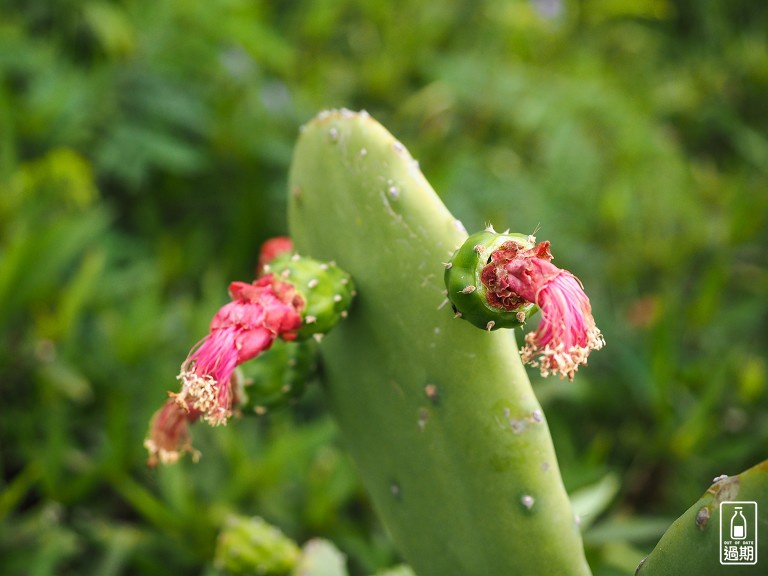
[731,506,747,540]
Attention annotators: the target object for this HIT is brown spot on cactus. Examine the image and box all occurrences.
[694,506,710,530]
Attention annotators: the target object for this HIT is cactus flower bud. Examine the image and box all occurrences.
[256,236,294,276]
[145,238,355,465]
[263,253,355,340]
[444,229,538,330]
[446,229,604,380]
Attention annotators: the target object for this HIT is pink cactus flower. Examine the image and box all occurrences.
[173,276,303,426]
[482,240,604,380]
[256,236,293,276]
[144,399,201,468]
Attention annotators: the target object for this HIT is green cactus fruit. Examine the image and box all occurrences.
[214,515,301,575]
[265,253,355,341]
[444,228,538,330]
[292,539,349,576]
[236,338,319,414]
[636,460,768,575]
[288,110,590,576]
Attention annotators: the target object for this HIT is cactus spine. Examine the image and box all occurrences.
[288,110,590,575]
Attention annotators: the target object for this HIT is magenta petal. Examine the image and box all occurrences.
[236,326,275,363]
[483,240,604,380]
[174,275,303,426]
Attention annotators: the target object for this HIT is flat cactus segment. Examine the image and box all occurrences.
[288,110,591,575]
[637,460,768,575]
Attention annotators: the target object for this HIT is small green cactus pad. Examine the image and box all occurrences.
[265,253,355,341]
[445,229,538,330]
[236,339,318,413]
[637,460,768,575]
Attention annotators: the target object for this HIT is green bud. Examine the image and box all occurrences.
[236,339,319,414]
[444,229,537,330]
[266,254,355,341]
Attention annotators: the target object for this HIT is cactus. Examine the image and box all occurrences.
[445,228,604,381]
[287,110,590,575]
[264,252,356,342]
[150,109,768,575]
[636,460,768,575]
[372,566,416,576]
[235,338,318,415]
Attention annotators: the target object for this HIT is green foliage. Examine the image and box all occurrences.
[0,0,767,574]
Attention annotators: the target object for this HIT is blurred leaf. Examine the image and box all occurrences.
[0,463,41,522]
[293,539,349,576]
[584,516,674,547]
[83,1,135,58]
[570,473,621,530]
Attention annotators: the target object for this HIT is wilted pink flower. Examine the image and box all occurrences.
[173,275,303,426]
[482,240,604,380]
[144,399,201,468]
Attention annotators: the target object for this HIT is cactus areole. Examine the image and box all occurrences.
[288,110,591,576]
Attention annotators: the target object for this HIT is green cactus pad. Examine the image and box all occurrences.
[266,253,355,341]
[288,110,590,576]
[637,460,768,575]
[444,229,538,330]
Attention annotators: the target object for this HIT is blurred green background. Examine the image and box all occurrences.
[1,0,767,574]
